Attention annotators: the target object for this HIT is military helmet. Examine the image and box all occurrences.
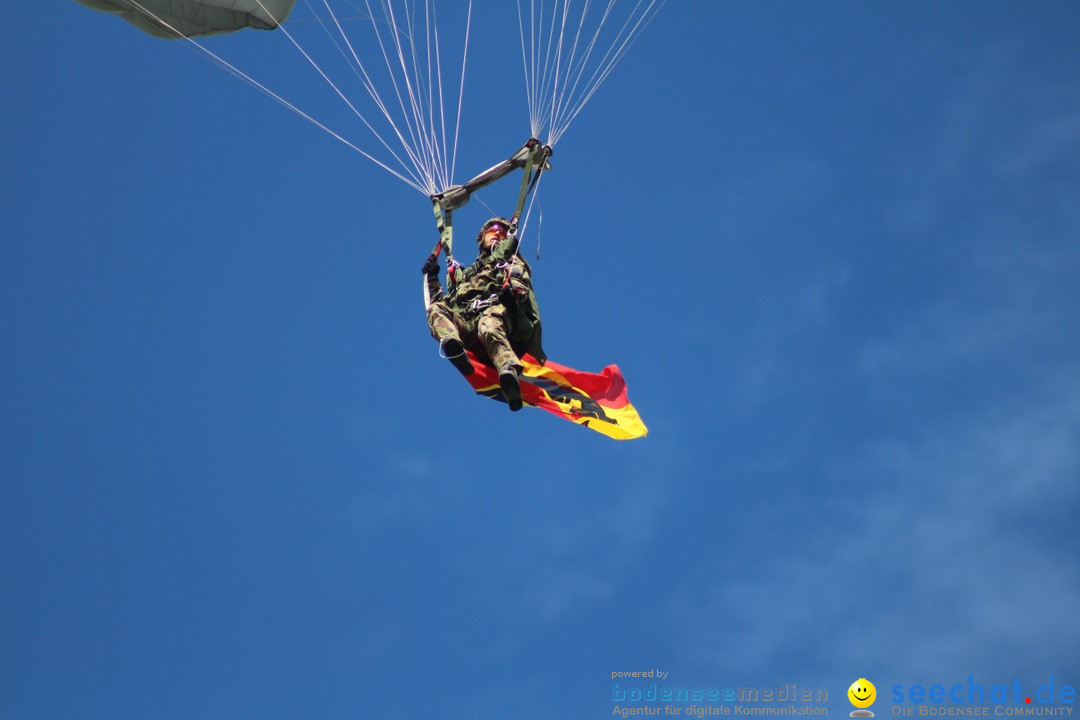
[476,217,512,244]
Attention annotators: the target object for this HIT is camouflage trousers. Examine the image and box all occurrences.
[427,300,522,374]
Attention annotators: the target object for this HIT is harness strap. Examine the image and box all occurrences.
[431,197,460,285]
[497,259,514,292]
[510,144,550,227]
[504,144,550,289]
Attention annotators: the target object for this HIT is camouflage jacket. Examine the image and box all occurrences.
[427,233,547,364]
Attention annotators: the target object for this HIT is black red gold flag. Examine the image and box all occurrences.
[462,353,647,440]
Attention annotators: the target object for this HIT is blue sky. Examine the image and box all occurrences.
[2,2,1079,718]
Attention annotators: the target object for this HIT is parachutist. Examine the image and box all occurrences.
[424,218,546,412]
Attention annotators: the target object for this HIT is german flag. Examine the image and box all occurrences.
[463,353,647,440]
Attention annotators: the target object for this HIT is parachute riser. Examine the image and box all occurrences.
[428,198,457,293]
[510,143,551,228]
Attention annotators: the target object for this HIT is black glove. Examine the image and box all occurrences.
[421,255,440,276]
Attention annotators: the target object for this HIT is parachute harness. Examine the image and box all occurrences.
[424,139,551,308]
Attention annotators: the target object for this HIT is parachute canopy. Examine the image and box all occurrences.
[74,0,296,39]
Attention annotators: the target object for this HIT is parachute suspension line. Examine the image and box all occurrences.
[370,0,450,192]
[359,0,436,192]
[544,0,612,147]
[357,0,470,195]
[516,0,542,138]
[544,0,576,147]
[517,0,571,141]
[422,2,445,191]
[120,0,426,192]
[549,0,666,146]
[472,194,500,222]
[379,0,450,194]
[417,0,471,194]
[305,0,434,191]
[404,1,446,190]
[516,3,533,136]
[529,0,571,141]
[449,2,472,186]
[389,0,442,191]
[518,0,666,147]
[531,0,596,145]
[262,0,436,191]
[288,0,472,195]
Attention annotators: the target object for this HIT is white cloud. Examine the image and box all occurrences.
[857,298,1054,381]
[667,369,1080,684]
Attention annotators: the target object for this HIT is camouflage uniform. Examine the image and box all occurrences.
[426,230,546,375]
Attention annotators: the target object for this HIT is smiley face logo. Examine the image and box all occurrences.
[848,678,876,709]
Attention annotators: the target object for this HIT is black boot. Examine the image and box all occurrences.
[499,369,522,412]
[440,338,473,377]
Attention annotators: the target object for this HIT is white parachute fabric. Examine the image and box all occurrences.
[74,0,296,38]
